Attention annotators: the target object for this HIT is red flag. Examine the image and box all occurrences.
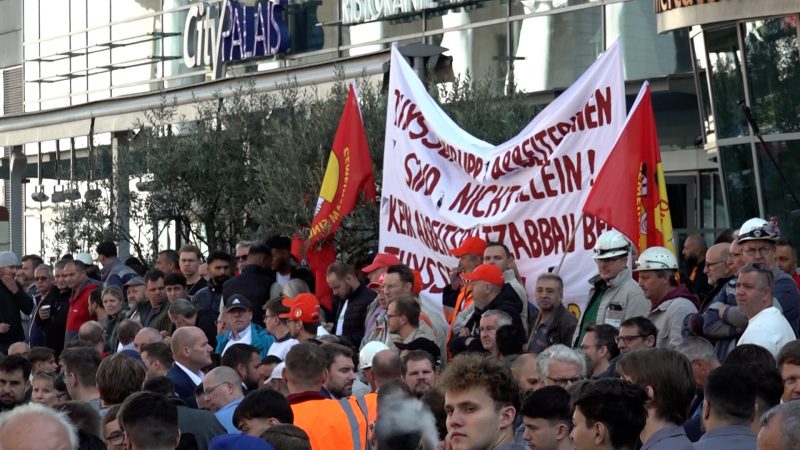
[582,82,675,254]
[306,83,376,311]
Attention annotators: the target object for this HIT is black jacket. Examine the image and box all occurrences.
[332,283,376,347]
[223,265,276,325]
[0,281,33,354]
[449,284,523,355]
[39,288,71,356]
[527,304,578,353]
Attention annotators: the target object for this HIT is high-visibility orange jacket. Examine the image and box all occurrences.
[292,397,368,450]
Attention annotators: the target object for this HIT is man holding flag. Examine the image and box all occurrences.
[307,82,377,317]
[578,82,677,346]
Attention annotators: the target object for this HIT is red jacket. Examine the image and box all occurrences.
[66,280,99,332]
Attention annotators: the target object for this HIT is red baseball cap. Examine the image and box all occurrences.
[368,272,386,289]
[362,253,401,274]
[461,263,504,287]
[280,293,321,324]
[449,237,487,257]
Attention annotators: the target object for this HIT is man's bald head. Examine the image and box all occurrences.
[206,366,242,387]
[7,342,29,356]
[134,327,162,353]
[0,403,78,450]
[372,349,402,388]
[706,243,732,284]
[511,353,540,394]
[170,326,211,371]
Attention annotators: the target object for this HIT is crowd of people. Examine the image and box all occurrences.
[0,217,799,449]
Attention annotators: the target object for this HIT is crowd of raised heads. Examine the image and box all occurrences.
[0,219,797,449]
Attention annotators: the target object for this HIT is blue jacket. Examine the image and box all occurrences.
[102,258,137,289]
[215,323,274,359]
[166,365,199,409]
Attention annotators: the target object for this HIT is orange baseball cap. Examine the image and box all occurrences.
[280,293,321,324]
[412,269,423,295]
[449,236,487,257]
[461,263,504,287]
[362,253,401,274]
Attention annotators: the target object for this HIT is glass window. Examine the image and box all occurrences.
[704,27,748,139]
[691,31,715,141]
[511,7,602,93]
[428,22,508,94]
[719,144,759,227]
[605,0,692,79]
[742,16,800,135]
[290,0,337,53]
[757,140,800,241]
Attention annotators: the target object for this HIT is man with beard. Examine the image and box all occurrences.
[37,260,72,356]
[221,343,261,393]
[216,295,274,359]
[327,261,375,347]
[223,245,273,324]
[194,251,232,314]
[123,276,146,322]
[402,350,437,398]
[0,355,30,412]
[682,235,711,298]
[321,343,356,399]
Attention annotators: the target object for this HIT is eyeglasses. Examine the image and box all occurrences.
[105,431,125,445]
[203,381,230,397]
[34,277,50,281]
[386,313,400,319]
[706,260,725,267]
[235,255,248,261]
[547,376,582,386]
[614,335,647,344]
[743,246,774,257]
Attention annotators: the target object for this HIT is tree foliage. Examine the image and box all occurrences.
[51,70,548,261]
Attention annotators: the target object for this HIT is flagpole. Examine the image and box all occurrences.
[555,212,584,274]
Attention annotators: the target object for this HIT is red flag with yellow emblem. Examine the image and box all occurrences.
[582,82,675,255]
[307,82,376,311]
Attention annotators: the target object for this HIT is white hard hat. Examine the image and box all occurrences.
[635,246,678,271]
[737,218,778,243]
[0,251,20,269]
[593,230,631,260]
[75,252,93,266]
[359,341,390,371]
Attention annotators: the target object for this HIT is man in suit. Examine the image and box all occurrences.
[167,326,212,408]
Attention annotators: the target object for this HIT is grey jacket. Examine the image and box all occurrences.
[573,268,650,345]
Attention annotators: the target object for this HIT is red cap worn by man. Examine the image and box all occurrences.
[449,263,523,356]
[281,294,323,342]
[443,237,487,349]
[362,253,401,284]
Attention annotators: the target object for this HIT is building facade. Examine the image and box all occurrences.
[4,0,791,259]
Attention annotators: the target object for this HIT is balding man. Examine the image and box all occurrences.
[7,342,28,356]
[0,403,77,450]
[78,321,106,355]
[701,243,734,311]
[133,327,162,353]
[202,366,244,433]
[370,349,402,391]
[682,235,711,298]
[167,326,212,408]
[511,353,540,394]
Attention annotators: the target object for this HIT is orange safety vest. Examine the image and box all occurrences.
[349,392,378,449]
[292,398,368,450]
[445,281,474,351]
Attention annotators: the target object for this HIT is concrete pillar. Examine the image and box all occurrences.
[111,132,131,259]
[9,146,25,256]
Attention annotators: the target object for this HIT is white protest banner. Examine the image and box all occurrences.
[379,41,625,319]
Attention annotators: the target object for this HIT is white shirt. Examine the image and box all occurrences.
[276,272,291,288]
[738,306,796,357]
[175,361,204,386]
[267,336,299,360]
[335,300,349,335]
[222,324,253,356]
